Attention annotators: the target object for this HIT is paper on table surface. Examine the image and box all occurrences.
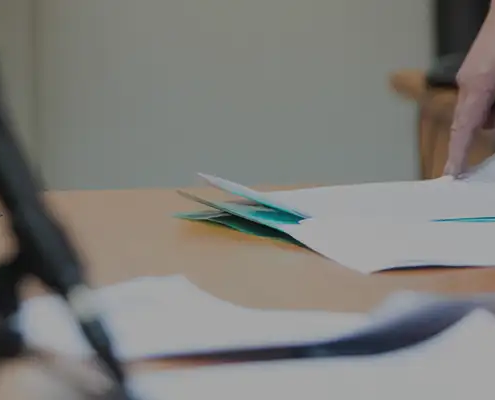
[268,160,495,272]
[267,177,495,221]
[175,209,228,220]
[192,163,495,229]
[197,173,309,218]
[130,309,495,400]
[283,216,495,273]
[197,174,495,221]
[176,190,303,229]
[179,178,495,273]
[263,154,495,220]
[18,275,366,361]
[175,208,298,244]
[463,152,495,182]
[195,154,495,223]
[184,156,495,273]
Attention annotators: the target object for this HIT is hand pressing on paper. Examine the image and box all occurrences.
[445,4,495,177]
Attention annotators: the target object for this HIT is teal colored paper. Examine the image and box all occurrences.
[197,173,309,218]
[175,210,301,245]
[175,209,226,220]
[432,216,495,223]
[176,190,304,231]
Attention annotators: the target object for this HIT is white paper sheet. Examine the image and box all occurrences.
[197,172,308,217]
[130,309,495,400]
[268,177,495,220]
[273,169,495,272]
[267,154,495,220]
[463,152,495,182]
[197,155,495,273]
[18,275,365,361]
[192,155,495,273]
[282,216,495,273]
[200,154,495,221]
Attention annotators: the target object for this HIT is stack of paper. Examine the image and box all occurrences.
[19,275,366,361]
[23,275,495,399]
[177,155,495,273]
[129,308,495,400]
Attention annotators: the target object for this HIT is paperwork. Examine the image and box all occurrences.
[177,154,495,273]
[23,275,495,399]
[197,173,308,217]
[130,308,495,400]
[18,275,365,361]
[284,215,495,273]
[197,171,495,221]
[175,208,297,244]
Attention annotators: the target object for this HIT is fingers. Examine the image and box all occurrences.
[445,86,494,177]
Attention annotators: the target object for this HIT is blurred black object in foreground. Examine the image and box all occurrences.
[0,71,136,400]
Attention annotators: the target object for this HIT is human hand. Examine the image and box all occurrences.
[445,6,495,177]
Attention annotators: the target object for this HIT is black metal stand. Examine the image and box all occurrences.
[0,72,136,399]
[0,256,25,360]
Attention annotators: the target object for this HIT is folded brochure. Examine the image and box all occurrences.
[174,169,495,274]
[197,173,309,218]
[175,191,303,245]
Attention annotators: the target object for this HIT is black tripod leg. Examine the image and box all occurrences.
[0,320,23,359]
[0,254,27,360]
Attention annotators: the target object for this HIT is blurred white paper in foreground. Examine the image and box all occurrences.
[18,275,365,361]
[130,308,495,400]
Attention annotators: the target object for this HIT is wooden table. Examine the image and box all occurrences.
[390,69,495,178]
[3,187,495,399]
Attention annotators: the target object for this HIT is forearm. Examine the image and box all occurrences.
[444,1,495,176]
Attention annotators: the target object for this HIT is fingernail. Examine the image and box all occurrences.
[443,162,462,179]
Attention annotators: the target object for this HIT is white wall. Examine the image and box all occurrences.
[0,0,36,164]
[37,0,432,190]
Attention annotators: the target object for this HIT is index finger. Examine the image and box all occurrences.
[445,86,494,177]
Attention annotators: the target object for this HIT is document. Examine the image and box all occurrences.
[130,308,495,400]
[197,168,495,221]
[283,215,495,273]
[193,153,495,222]
[179,178,495,273]
[175,207,298,244]
[198,173,308,218]
[18,275,366,361]
[177,155,495,273]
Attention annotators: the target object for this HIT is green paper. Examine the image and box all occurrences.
[175,190,306,245]
[176,210,300,245]
[176,190,304,231]
[175,209,227,220]
[198,173,308,218]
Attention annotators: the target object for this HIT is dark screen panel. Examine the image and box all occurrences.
[434,0,490,57]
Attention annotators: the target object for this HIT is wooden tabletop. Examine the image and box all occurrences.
[3,186,495,399]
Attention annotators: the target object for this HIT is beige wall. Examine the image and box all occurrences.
[36,0,432,189]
